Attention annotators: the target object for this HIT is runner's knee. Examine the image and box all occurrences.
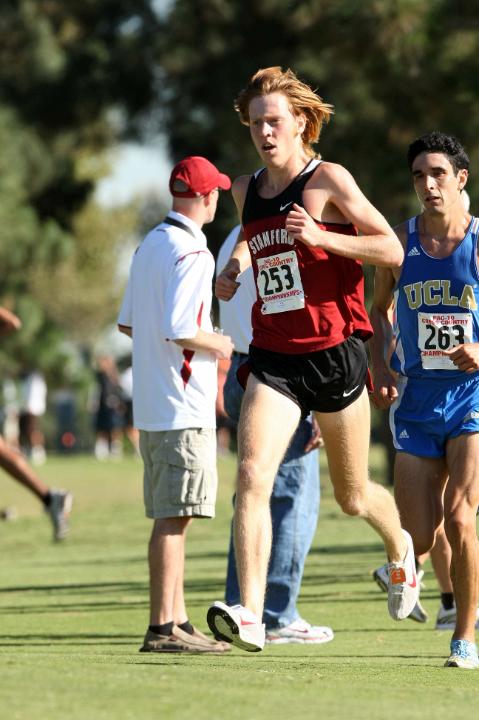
[335,490,364,517]
[237,459,273,501]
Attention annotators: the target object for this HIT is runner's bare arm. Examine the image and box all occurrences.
[369,263,399,408]
[287,163,404,268]
[215,175,252,301]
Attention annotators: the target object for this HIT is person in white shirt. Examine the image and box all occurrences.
[19,370,47,465]
[218,226,333,645]
[118,156,234,654]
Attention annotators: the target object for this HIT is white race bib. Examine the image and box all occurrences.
[418,312,472,369]
[256,250,305,315]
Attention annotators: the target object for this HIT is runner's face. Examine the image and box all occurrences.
[248,92,305,166]
[412,152,468,215]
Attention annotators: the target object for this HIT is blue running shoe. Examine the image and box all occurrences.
[445,639,479,669]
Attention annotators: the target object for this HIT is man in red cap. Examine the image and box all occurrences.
[118,156,234,653]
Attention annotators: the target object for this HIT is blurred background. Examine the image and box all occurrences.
[1,0,478,458]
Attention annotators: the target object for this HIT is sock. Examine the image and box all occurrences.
[43,492,52,507]
[149,622,173,637]
[178,620,194,635]
[441,593,455,610]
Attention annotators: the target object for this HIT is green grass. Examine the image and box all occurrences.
[0,450,476,720]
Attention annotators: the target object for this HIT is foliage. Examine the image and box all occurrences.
[0,1,160,381]
[156,0,479,255]
[4,0,479,380]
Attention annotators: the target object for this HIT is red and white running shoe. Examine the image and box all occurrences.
[387,529,419,620]
[207,601,265,652]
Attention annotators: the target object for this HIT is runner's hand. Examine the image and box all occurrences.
[371,369,398,409]
[285,204,323,247]
[304,416,324,453]
[215,263,241,301]
[443,343,479,373]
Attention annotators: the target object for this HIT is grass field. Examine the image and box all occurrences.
[0,449,476,720]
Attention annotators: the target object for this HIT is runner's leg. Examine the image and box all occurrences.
[316,388,406,561]
[444,433,479,642]
[235,375,301,617]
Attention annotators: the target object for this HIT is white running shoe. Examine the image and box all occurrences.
[387,529,419,621]
[265,618,334,645]
[207,601,265,652]
[436,603,479,631]
[47,490,73,541]
[374,562,427,622]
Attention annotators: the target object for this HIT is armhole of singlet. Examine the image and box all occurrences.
[300,157,322,176]
[392,216,417,292]
[470,216,479,281]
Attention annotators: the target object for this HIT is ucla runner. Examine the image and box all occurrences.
[370,131,479,669]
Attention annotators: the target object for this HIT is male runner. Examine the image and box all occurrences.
[207,66,418,652]
[370,131,479,669]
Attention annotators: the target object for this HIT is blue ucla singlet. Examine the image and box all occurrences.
[390,215,479,380]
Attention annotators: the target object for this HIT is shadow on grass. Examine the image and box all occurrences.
[0,600,148,614]
[0,632,141,647]
[308,542,384,556]
[29,555,147,568]
[300,572,376,586]
[0,580,146,594]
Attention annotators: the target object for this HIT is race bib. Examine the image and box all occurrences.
[256,250,305,315]
[418,312,472,369]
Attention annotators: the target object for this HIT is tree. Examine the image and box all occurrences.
[0,0,162,380]
[156,0,479,255]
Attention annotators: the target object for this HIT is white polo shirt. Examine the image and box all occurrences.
[118,211,217,431]
[216,225,255,354]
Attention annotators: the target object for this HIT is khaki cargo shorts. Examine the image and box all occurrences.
[139,428,217,519]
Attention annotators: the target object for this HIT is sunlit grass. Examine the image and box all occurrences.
[0,450,476,720]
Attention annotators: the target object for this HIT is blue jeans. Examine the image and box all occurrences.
[224,352,320,629]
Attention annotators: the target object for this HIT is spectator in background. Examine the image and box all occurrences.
[93,355,125,460]
[118,356,140,455]
[118,155,234,653]
[19,370,47,465]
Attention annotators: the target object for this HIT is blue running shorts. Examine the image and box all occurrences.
[390,374,479,458]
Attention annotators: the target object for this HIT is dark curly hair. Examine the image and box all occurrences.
[407,131,469,174]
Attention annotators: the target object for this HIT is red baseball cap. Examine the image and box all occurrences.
[169,156,231,198]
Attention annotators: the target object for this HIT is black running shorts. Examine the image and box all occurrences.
[246,334,368,417]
